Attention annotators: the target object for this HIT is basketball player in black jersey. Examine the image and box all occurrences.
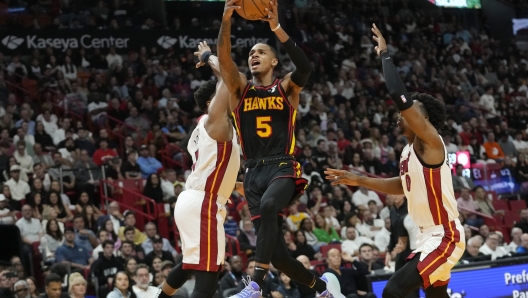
[217,1,343,297]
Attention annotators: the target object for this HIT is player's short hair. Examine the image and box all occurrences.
[194,80,217,113]
[412,93,446,132]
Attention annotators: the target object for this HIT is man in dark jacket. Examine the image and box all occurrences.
[324,248,375,298]
[219,255,244,297]
[37,273,68,298]
[237,219,257,257]
[145,235,174,267]
[91,240,122,297]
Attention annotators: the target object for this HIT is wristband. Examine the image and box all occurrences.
[271,24,281,32]
[200,51,213,64]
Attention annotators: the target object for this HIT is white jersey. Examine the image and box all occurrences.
[399,137,459,228]
[185,115,240,199]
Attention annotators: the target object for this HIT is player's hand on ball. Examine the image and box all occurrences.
[371,23,387,57]
[260,0,279,29]
[194,41,212,68]
[325,168,360,186]
[223,0,241,19]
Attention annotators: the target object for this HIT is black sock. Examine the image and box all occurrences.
[252,266,268,289]
[155,288,172,298]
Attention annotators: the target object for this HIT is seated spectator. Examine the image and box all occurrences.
[92,139,118,167]
[324,248,374,298]
[224,214,239,237]
[74,127,96,157]
[299,218,326,252]
[374,218,391,253]
[352,186,382,212]
[91,240,121,298]
[117,211,147,245]
[506,227,523,252]
[479,232,509,260]
[32,165,51,193]
[55,227,94,271]
[72,215,98,253]
[358,243,384,272]
[14,141,34,174]
[479,224,490,239]
[456,188,484,227]
[142,222,177,257]
[97,201,124,232]
[150,257,163,274]
[219,256,244,298]
[44,191,73,223]
[93,230,117,261]
[117,241,136,268]
[121,150,141,180]
[313,213,341,244]
[75,192,103,218]
[16,204,43,247]
[340,212,362,239]
[483,132,505,161]
[341,226,374,256]
[145,235,173,267]
[27,184,47,218]
[49,180,72,209]
[461,236,486,262]
[123,227,146,261]
[14,280,31,298]
[40,219,65,263]
[292,230,321,260]
[125,107,150,140]
[39,273,69,298]
[515,153,528,187]
[25,277,39,298]
[82,205,99,234]
[473,186,501,216]
[367,200,381,220]
[132,264,158,298]
[276,271,300,298]
[452,164,475,192]
[307,186,328,216]
[87,94,108,127]
[5,165,31,203]
[106,272,133,298]
[286,201,309,231]
[159,169,177,200]
[53,118,72,146]
[58,137,79,165]
[0,194,15,224]
[515,209,528,234]
[516,234,528,254]
[68,272,95,298]
[123,257,137,283]
[0,271,15,298]
[41,206,65,233]
[32,144,54,170]
[323,205,341,231]
[48,153,76,192]
[498,132,516,158]
[295,255,319,298]
[74,150,101,197]
[4,158,29,185]
[136,145,162,178]
[34,123,55,153]
[355,210,384,239]
[237,219,257,257]
[143,173,163,203]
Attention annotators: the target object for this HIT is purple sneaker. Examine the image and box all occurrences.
[228,278,262,298]
[317,273,345,298]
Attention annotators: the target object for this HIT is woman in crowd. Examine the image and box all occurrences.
[27,177,49,200]
[101,218,121,250]
[26,277,39,298]
[299,217,326,252]
[26,192,44,221]
[50,180,72,207]
[75,191,103,217]
[150,257,163,274]
[45,191,73,223]
[106,272,135,298]
[276,271,300,298]
[153,271,166,287]
[340,212,361,239]
[40,218,64,263]
[515,153,528,188]
[34,121,55,152]
[313,213,341,244]
[337,200,355,224]
[41,206,65,233]
[124,257,137,283]
[69,272,96,298]
[143,173,163,203]
[292,230,320,260]
[474,186,498,216]
[82,205,99,234]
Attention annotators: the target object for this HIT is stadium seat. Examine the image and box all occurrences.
[504,211,521,226]
[156,203,170,239]
[509,200,527,211]
[493,200,509,211]
[320,244,341,257]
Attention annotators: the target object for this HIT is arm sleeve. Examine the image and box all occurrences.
[282,38,311,87]
[381,51,413,111]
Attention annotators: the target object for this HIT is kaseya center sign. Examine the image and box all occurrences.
[0,30,273,54]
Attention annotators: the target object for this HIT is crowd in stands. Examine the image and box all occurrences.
[1,0,528,297]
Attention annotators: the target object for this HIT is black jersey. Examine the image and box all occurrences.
[232,78,297,160]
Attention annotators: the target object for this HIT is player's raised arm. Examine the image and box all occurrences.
[261,0,311,97]
[324,168,404,195]
[371,24,444,158]
[218,0,247,98]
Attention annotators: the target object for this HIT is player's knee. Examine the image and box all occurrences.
[382,281,403,298]
[260,197,279,215]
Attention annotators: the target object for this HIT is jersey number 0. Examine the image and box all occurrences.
[256,116,272,138]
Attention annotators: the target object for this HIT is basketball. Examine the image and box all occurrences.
[236,0,271,21]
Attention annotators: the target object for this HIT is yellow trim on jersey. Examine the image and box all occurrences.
[429,169,442,225]
[231,112,241,138]
[418,221,456,276]
[206,143,228,270]
[289,110,297,155]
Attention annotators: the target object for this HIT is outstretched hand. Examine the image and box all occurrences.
[194,41,212,68]
[260,0,280,30]
[222,0,241,20]
[371,23,387,57]
[324,168,361,186]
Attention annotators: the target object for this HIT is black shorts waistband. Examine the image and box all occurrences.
[244,155,294,169]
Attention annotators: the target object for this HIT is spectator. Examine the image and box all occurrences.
[498,133,517,158]
[34,124,55,153]
[144,235,173,267]
[452,164,475,192]
[292,230,321,261]
[142,173,163,203]
[92,139,118,167]
[91,240,121,296]
[141,222,177,257]
[358,244,384,272]
[14,280,30,298]
[515,209,528,233]
[483,132,505,161]
[122,227,145,261]
[40,219,64,263]
[355,210,384,239]
[237,219,257,257]
[0,194,15,224]
[32,145,54,170]
[313,213,340,243]
[117,211,147,245]
[48,153,76,192]
[106,272,133,298]
[324,248,374,298]
[74,150,101,197]
[516,234,528,253]
[456,188,483,227]
[45,191,73,223]
[26,277,38,298]
[473,186,500,216]
[479,232,509,260]
[159,169,177,200]
[75,192,103,218]
[121,150,141,179]
[341,226,374,256]
[295,255,319,298]
[276,271,300,298]
[68,273,94,298]
[479,224,491,239]
[14,142,34,174]
[87,94,108,126]
[39,110,58,137]
[17,204,43,246]
[5,165,31,202]
[106,47,123,69]
[286,202,310,231]
[351,186,382,212]
[132,264,158,298]
[116,241,136,268]
[72,215,98,253]
[219,256,244,298]
[0,270,15,298]
[136,145,162,178]
[461,236,486,262]
[55,227,94,271]
[299,218,326,252]
[75,127,96,157]
[93,230,114,261]
[52,118,72,146]
[125,108,150,140]
[374,218,391,253]
[506,227,523,252]
[97,202,124,233]
[38,273,68,298]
